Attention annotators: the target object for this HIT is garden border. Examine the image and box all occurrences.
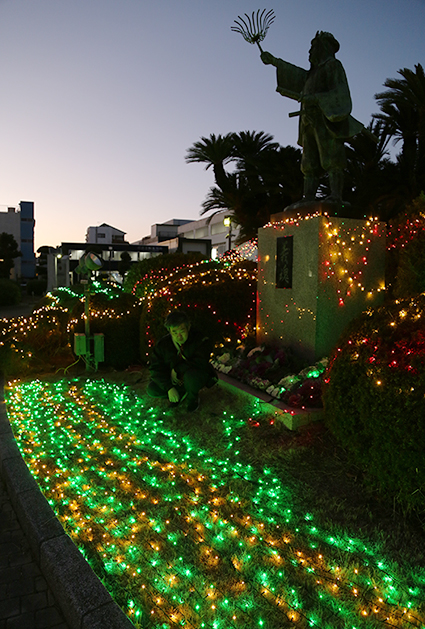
[217,372,323,430]
[0,378,135,629]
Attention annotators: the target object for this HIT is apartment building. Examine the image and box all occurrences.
[0,201,36,279]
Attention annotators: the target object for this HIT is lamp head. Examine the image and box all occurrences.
[76,251,103,275]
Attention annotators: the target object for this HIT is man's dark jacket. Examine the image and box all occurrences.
[148,329,216,393]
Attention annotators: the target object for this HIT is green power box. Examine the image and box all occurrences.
[74,333,87,356]
[94,333,104,363]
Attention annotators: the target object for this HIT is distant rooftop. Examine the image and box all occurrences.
[95,223,126,234]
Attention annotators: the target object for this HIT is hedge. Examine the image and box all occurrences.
[131,257,257,360]
[0,279,21,306]
[323,293,425,511]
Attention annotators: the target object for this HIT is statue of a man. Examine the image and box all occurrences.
[261,31,364,205]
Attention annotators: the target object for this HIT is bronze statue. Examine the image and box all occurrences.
[232,12,365,206]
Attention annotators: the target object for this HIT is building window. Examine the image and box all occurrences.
[195,227,208,238]
[211,222,226,235]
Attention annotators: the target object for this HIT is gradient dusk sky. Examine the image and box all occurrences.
[0,0,424,250]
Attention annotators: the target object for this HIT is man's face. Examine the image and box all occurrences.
[169,323,190,347]
[308,39,322,67]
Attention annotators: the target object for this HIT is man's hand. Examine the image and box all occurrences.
[168,387,180,404]
[171,368,182,386]
[261,51,276,66]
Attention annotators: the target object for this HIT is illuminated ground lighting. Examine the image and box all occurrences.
[6,379,425,629]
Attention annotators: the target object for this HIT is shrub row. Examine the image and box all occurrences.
[323,293,425,511]
[133,257,257,360]
[0,279,21,306]
[0,284,142,376]
[70,291,142,370]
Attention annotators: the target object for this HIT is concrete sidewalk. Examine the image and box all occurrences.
[0,475,69,629]
[1,300,65,627]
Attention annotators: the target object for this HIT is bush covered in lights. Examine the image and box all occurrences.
[124,252,205,298]
[127,253,257,359]
[387,194,425,298]
[0,282,143,377]
[0,304,72,377]
[1,253,256,376]
[323,293,425,511]
[47,283,143,370]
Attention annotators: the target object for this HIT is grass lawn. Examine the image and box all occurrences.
[5,371,425,629]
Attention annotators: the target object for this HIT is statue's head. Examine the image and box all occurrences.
[309,31,340,66]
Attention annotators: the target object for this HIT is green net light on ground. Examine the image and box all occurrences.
[5,378,425,629]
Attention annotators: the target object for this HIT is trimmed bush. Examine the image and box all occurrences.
[0,308,73,377]
[136,258,257,360]
[89,292,142,370]
[126,253,256,360]
[0,279,21,306]
[387,194,425,298]
[0,283,143,377]
[124,252,205,298]
[66,290,143,370]
[26,279,47,296]
[323,293,425,511]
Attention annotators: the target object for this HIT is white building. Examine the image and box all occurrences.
[86,223,127,245]
[135,211,240,258]
[0,202,36,279]
[46,241,167,291]
[138,219,193,244]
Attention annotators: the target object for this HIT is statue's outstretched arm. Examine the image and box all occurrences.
[261,51,278,66]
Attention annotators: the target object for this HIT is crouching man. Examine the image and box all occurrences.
[147,309,218,412]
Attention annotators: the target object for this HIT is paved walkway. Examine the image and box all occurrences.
[0,476,68,629]
[0,299,70,628]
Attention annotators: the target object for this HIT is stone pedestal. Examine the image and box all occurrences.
[257,207,386,362]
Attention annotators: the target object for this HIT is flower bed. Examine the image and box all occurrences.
[212,343,327,409]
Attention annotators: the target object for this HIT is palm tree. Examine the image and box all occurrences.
[343,120,404,219]
[185,133,235,193]
[374,64,425,199]
[232,131,294,210]
[254,145,303,212]
[186,132,303,241]
[232,130,280,165]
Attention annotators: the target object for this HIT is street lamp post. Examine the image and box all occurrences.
[223,216,232,251]
[74,252,104,371]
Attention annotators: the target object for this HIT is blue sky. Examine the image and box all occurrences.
[0,0,424,250]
